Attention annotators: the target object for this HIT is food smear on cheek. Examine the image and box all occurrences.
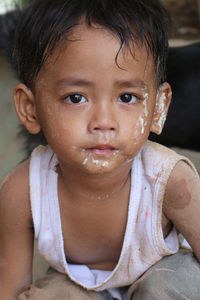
[143,89,149,118]
[83,155,90,165]
[135,88,149,136]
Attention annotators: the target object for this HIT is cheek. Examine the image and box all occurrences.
[134,94,155,142]
[120,114,145,154]
[36,99,68,142]
[135,91,151,136]
[120,102,154,157]
[44,106,87,147]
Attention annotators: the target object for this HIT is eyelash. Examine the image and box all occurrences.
[63,93,87,104]
[63,93,141,105]
[118,93,139,104]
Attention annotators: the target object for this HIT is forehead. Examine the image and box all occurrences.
[37,23,155,89]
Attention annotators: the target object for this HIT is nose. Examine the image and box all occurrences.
[88,101,118,133]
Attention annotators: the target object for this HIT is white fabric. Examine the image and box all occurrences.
[29,141,198,294]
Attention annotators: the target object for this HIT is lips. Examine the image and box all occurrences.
[87,144,116,155]
[90,144,115,150]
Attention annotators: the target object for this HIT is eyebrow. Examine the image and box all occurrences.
[56,77,147,89]
[113,79,147,89]
[56,77,93,88]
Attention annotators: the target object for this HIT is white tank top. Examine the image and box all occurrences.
[29,141,198,292]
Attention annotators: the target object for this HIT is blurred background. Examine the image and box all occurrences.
[0,0,199,281]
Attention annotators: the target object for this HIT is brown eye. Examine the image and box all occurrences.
[64,93,86,104]
[119,93,137,104]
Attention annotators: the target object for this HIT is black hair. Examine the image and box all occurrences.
[13,0,170,88]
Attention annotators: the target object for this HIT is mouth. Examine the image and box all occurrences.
[87,144,117,156]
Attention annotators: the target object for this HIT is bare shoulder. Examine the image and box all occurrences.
[0,159,32,227]
[164,160,199,212]
[163,160,200,260]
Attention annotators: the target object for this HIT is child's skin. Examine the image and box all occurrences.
[0,22,200,299]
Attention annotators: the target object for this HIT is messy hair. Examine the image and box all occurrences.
[13,0,170,88]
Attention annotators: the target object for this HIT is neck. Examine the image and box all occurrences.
[57,163,132,203]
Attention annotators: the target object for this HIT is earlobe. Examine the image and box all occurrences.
[150,82,172,135]
[14,83,41,134]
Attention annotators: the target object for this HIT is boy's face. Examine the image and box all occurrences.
[15,23,171,175]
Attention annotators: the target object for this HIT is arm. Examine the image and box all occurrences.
[163,161,200,261]
[0,160,34,300]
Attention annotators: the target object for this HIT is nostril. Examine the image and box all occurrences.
[93,127,115,131]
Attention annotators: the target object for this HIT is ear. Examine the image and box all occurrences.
[150,82,172,135]
[14,83,41,134]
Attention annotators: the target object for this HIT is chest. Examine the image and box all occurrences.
[59,198,129,270]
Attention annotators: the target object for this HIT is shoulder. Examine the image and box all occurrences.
[0,159,32,227]
[163,161,200,259]
[0,159,30,200]
[140,141,183,179]
[142,140,178,160]
[164,160,199,212]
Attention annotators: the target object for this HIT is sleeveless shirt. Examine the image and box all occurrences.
[29,140,198,292]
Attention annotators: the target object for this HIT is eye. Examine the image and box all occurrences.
[64,93,87,104]
[118,93,138,104]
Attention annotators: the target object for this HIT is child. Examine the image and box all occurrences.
[0,0,200,299]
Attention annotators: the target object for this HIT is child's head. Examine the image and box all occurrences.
[13,0,172,173]
[14,0,170,88]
